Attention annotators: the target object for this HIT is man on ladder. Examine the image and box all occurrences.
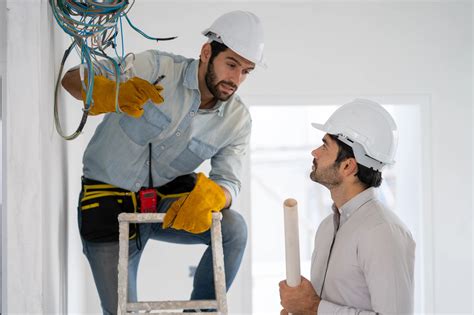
[61,10,266,314]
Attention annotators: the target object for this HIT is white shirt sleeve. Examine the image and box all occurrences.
[357,223,415,314]
[318,300,377,314]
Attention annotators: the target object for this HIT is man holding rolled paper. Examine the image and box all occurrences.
[279,99,415,314]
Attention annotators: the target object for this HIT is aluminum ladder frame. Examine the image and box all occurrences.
[117,212,228,314]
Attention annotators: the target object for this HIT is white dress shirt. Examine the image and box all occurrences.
[311,188,416,314]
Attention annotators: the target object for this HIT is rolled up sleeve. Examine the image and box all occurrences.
[209,119,251,205]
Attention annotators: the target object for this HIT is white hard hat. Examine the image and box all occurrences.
[311,99,398,171]
[202,10,266,68]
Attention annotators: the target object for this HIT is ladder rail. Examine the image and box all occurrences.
[211,214,228,313]
[117,212,227,314]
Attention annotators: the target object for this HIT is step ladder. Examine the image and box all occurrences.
[117,212,228,314]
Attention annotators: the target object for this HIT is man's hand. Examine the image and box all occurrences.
[82,76,164,118]
[279,276,320,314]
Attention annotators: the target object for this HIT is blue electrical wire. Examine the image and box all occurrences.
[50,0,176,140]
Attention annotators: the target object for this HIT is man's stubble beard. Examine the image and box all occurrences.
[310,161,342,189]
[205,61,237,102]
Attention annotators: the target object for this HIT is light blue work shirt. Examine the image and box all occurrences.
[82,50,252,203]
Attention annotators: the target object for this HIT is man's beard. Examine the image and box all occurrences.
[310,159,342,189]
[205,61,238,101]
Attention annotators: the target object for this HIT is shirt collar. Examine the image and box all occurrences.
[198,99,228,117]
[334,187,377,226]
[183,59,199,90]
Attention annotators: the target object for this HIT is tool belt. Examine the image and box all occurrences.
[79,174,196,242]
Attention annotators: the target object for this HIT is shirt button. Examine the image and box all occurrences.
[176,131,181,137]
[145,161,150,166]
[160,145,165,150]
[190,111,195,117]
[135,183,140,188]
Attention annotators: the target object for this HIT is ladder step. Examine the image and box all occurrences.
[118,212,166,223]
[127,312,219,315]
[127,300,218,311]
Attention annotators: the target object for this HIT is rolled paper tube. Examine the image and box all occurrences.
[283,198,301,287]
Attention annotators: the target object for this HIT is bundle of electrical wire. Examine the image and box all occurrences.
[50,0,176,140]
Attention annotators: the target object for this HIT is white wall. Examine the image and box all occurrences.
[3,0,472,314]
[0,0,5,86]
[3,0,67,313]
[0,0,6,312]
[0,0,5,78]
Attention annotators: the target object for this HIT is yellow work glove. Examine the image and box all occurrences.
[163,173,226,234]
[82,76,164,118]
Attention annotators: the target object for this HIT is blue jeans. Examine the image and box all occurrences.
[78,197,248,315]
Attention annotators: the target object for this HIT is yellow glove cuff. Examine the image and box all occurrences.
[163,173,226,234]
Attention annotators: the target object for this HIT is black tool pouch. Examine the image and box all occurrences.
[80,178,138,242]
[156,173,197,195]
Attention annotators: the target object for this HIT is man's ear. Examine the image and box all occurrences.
[200,43,212,63]
[341,158,358,177]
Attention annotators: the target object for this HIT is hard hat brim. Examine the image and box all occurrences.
[311,122,326,131]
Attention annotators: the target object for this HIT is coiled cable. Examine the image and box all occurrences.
[50,0,176,140]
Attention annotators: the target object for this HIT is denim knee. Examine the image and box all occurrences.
[221,209,248,248]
